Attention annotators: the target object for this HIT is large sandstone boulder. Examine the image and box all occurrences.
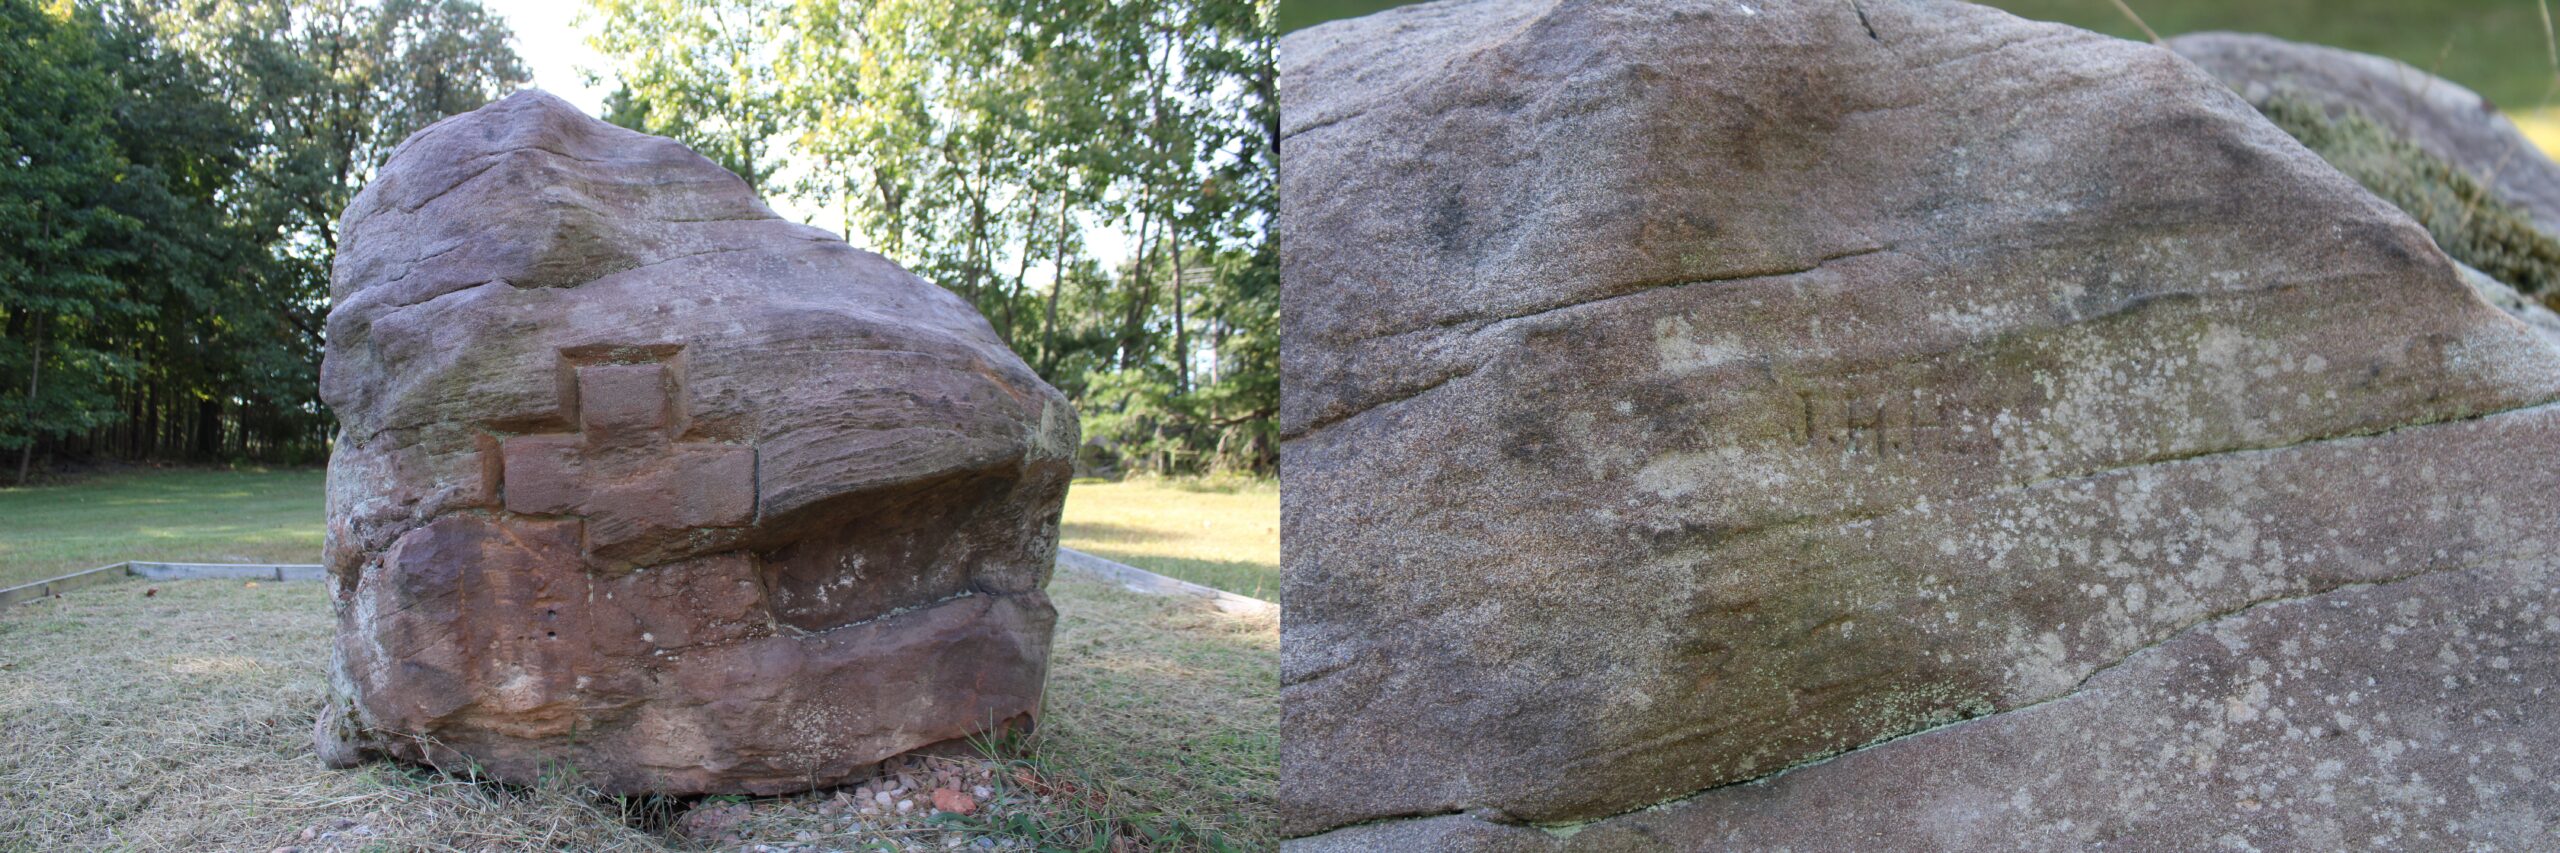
[1280,0,2560,848]
[316,90,1077,795]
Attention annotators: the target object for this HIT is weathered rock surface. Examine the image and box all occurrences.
[1280,0,2560,846]
[317,90,1076,795]
[2169,31,2560,233]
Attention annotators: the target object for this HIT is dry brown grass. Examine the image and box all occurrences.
[0,571,1275,851]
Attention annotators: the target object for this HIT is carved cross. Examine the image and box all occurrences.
[500,361,755,562]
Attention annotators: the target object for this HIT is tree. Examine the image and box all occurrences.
[154,0,524,459]
[0,0,529,477]
[593,0,1279,474]
[2,1,163,482]
[587,0,788,193]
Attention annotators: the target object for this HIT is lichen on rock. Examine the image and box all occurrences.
[2170,30,2560,309]
[2252,93,2560,299]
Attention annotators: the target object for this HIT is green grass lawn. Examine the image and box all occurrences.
[1060,478,1280,600]
[1985,0,2559,112]
[0,468,326,589]
[0,469,1280,601]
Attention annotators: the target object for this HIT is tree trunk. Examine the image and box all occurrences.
[874,166,906,258]
[124,367,141,460]
[195,398,223,461]
[17,315,45,486]
[1122,197,1156,371]
[1002,192,1041,347]
[1171,232,1188,396]
[961,149,992,306]
[146,379,162,458]
[1121,18,1185,375]
[1040,196,1070,376]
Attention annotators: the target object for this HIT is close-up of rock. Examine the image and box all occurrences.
[1278,0,2560,848]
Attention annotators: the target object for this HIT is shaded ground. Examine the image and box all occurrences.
[0,572,1275,850]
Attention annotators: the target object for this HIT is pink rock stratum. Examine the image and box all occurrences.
[314,90,1077,795]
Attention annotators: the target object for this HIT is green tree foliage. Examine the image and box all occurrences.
[0,0,526,480]
[0,0,143,483]
[587,0,786,194]
[588,0,1278,475]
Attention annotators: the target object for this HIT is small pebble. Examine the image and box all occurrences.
[896,798,913,814]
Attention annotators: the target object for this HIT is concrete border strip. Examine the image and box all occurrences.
[1056,547,1277,616]
[0,562,325,610]
[127,562,327,581]
[0,563,135,610]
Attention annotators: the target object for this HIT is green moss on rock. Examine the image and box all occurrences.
[2255,93,2560,297]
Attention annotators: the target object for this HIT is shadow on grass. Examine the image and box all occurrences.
[1057,542,1279,601]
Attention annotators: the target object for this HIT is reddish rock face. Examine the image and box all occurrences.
[315,90,1076,795]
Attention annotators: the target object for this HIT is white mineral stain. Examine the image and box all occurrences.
[1651,315,1748,374]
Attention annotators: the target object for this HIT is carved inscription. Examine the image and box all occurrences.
[495,351,757,564]
[1788,387,1963,459]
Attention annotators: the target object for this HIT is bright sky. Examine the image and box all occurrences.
[479,1,844,234]
[482,0,610,115]
[477,0,1126,268]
